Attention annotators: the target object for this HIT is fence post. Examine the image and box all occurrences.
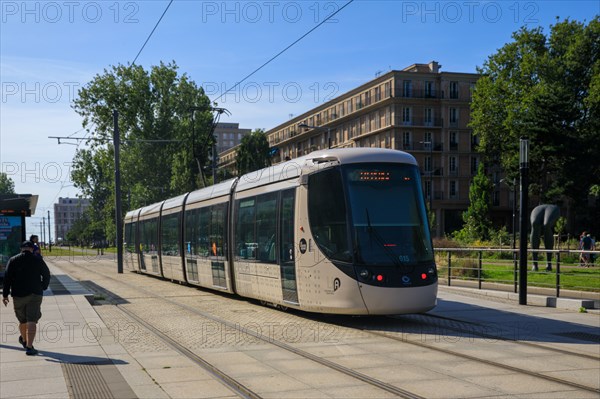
[478,251,482,290]
[513,248,518,293]
[447,251,452,286]
[556,252,561,298]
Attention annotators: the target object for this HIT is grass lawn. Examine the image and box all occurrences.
[436,253,600,293]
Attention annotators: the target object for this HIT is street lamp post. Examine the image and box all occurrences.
[519,138,529,305]
[298,123,331,149]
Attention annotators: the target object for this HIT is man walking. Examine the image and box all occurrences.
[2,240,51,355]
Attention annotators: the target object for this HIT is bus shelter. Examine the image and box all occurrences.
[0,194,38,277]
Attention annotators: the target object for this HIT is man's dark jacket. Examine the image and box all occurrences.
[2,251,51,297]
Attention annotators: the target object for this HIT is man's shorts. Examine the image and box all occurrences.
[13,294,43,323]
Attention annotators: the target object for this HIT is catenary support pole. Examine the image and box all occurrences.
[114,110,124,274]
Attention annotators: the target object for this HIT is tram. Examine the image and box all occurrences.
[124,148,438,315]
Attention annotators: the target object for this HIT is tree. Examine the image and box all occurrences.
[235,129,272,176]
[470,17,600,232]
[0,173,15,194]
[71,62,213,239]
[455,163,493,242]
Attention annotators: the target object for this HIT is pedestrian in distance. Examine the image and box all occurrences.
[579,231,593,267]
[29,234,42,258]
[2,240,51,356]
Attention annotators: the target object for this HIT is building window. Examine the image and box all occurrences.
[425,180,431,200]
[449,131,458,150]
[425,81,434,98]
[471,156,479,175]
[403,131,411,149]
[449,81,459,99]
[424,131,432,146]
[402,107,411,125]
[424,108,433,126]
[385,81,391,97]
[374,86,381,102]
[403,80,412,97]
[450,181,458,198]
[449,108,458,126]
[449,156,457,176]
[425,156,432,173]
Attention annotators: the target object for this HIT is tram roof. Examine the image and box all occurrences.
[186,178,236,204]
[236,148,417,192]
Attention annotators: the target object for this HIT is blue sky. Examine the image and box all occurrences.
[1,0,598,237]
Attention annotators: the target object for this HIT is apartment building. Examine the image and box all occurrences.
[214,122,252,154]
[220,62,495,236]
[53,197,90,242]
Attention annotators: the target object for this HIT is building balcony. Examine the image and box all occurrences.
[395,117,443,127]
[391,88,439,99]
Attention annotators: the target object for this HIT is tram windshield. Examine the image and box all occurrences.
[308,163,434,266]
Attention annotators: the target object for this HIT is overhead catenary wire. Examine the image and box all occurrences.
[132,0,175,65]
[213,0,355,103]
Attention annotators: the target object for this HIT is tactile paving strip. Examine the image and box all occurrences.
[62,362,115,399]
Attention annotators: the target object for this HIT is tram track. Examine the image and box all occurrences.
[405,312,600,361]
[56,259,599,398]
[92,284,263,399]
[334,313,600,395]
[58,260,425,399]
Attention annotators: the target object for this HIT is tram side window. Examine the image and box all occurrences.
[280,190,295,264]
[308,168,351,262]
[209,204,226,257]
[186,204,227,258]
[236,194,277,263]
[185,208,208,257]
[256,194,277,263]
[125,222,136,254]
[236,198,256,259]
[140,218,158,254]
[161,213,180,256]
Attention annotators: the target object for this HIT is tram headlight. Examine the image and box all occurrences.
[359,269,370,279]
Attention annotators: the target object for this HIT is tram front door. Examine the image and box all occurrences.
[280,189,298,304]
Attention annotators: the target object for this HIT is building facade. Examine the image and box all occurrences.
[53,197,90,242]
[214,122,252,154]
[219,62,513,236]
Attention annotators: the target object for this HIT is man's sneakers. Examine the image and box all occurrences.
[20,336,39,355]
[25,347,38,356]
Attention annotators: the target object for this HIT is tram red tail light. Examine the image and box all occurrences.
[421,273,427,280]
[376,274,384,282]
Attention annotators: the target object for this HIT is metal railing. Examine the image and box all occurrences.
[435,247,600,299]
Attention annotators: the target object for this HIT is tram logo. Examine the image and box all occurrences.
[333,278,341,291]
[299,238,307,254]
[401,275,412,285]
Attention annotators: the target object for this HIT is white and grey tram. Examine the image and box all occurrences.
[124,148,438,315]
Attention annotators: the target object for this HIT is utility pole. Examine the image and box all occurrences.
[114,110,124,273]
[47,210,52,252]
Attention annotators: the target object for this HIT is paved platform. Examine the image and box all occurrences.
[1,262,598,399]
[0,263,165,399]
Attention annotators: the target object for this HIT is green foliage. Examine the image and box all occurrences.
[455,162,493,242]
[0,173,15,194]
[235,129,271,176]
[471,17,600,230]
[71,62,212,242]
